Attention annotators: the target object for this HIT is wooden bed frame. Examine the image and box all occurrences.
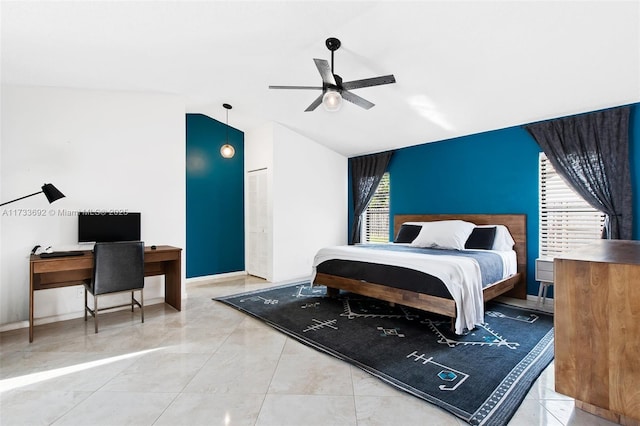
[313,214,527,319]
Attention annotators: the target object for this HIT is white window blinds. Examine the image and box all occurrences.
[539,152,604,258]
[362,172,390,243]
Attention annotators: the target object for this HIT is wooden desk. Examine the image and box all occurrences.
[29,245,182,342]
[554,240,640,424]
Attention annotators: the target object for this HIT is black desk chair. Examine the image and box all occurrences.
[84,241,145,333]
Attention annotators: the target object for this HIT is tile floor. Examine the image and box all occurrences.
[0,276,618,426]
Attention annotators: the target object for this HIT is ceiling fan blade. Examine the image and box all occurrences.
[341,90,375,110]
[313,58,337,86]
[342,75,396,90]
[304,93,324,112]
[269,85,323,90]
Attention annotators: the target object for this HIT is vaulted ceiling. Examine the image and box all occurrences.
[2,1,639,157]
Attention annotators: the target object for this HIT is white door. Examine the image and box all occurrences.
[247,168,269,279]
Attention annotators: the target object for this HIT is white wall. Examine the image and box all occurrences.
[0,86,186,327]
[244,122,347,283]
[272,124,347,282]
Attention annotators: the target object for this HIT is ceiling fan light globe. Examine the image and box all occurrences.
[322,90,342,112]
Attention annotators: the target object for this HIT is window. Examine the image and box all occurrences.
[539,153,604,257]
[361,172,390,243]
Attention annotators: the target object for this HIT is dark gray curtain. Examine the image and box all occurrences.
[525,106,632,239]
[350,151,393,244]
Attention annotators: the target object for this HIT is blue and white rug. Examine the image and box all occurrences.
[215,282,554,426]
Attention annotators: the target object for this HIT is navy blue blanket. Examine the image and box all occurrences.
[355,244,504,287]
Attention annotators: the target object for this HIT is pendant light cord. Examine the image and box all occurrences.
[223,103,232,145]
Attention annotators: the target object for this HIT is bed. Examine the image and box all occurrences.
[312,214,527,334]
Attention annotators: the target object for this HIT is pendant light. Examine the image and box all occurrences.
[220,103,235,159]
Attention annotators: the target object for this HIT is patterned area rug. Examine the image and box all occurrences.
[214,282,554,426]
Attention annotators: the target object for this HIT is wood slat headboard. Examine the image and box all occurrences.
[393,214,527,299]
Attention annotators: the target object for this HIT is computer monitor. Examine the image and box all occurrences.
[78,212,141,243]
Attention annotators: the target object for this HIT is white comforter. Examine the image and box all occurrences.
[312,245,509,334]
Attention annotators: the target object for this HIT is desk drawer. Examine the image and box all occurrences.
[145,249,182,262]
[32,257,93,273]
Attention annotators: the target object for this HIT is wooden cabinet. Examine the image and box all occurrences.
[554,240,640,425]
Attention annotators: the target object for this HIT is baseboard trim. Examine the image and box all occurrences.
[526,293,554,304]
[275,276,313,285]
[186,271,247,284]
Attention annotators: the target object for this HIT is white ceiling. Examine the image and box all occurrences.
[2,1,639,157]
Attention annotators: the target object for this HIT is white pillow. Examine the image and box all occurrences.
[410,220,476,250]
[477,225,515,251]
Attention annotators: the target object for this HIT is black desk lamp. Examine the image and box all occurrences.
[0,183,65,207]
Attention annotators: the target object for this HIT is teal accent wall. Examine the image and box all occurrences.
[186,113,244,278]
[388,126,541,295]
[350,103,640,296]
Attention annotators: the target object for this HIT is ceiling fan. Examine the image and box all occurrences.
[269,37,396,112]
